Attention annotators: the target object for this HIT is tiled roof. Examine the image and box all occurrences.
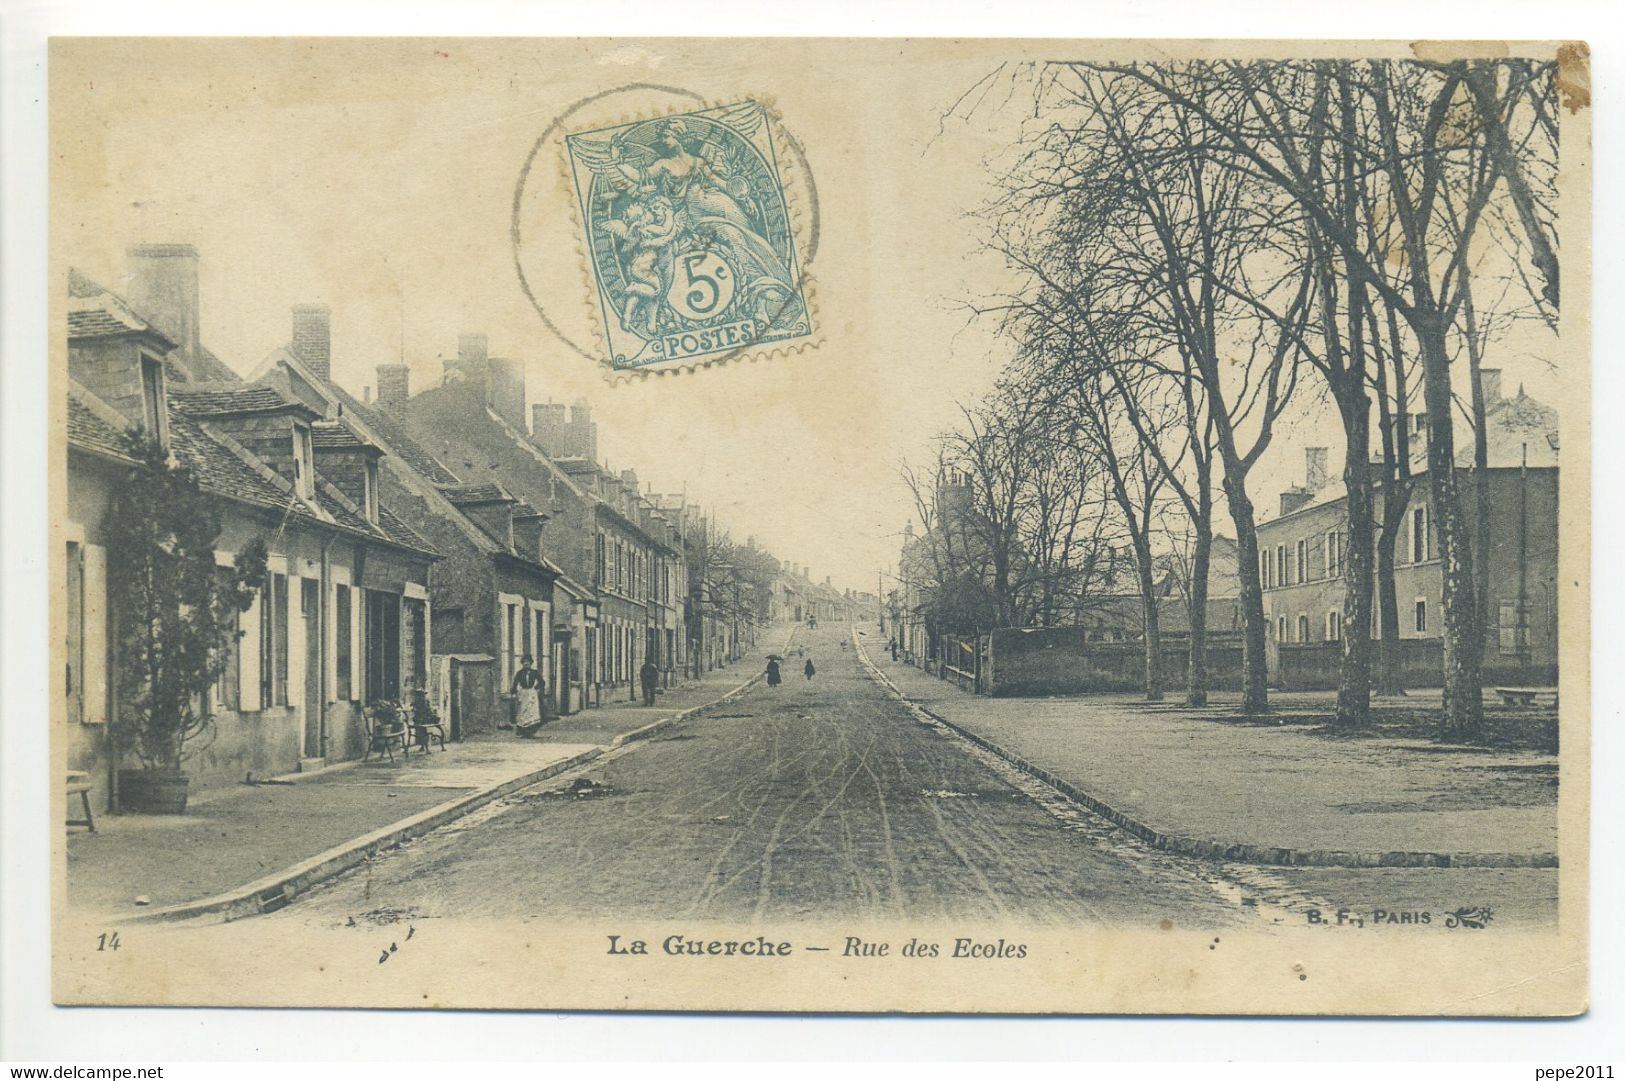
[377,505,437,553]
[327,384,462,486]
[66,271,173,345]
[439,482,514,504]
[171,384,307,418]
[168,410,295,511]
[66,395,136,461]
[311,420,378,451]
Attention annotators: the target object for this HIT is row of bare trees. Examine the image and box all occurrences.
[912,57,1559,736]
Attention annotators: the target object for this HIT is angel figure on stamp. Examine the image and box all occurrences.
[598,195,681,336]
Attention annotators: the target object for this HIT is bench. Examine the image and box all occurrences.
[1494,687,1559,708]
[66,770,95,832]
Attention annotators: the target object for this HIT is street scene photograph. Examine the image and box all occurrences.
[45,37,1586,1015]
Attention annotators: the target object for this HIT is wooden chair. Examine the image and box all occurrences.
[408,698,448,753]
[363,702,410,762]
[66,770,95,832]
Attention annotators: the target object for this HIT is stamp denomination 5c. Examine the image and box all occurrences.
[565,101,813,372]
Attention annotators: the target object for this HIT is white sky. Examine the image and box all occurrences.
[53,39,1563,592]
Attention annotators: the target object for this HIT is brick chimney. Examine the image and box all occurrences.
[290,304,332,382]
[1304,446,1328,490]
[126,244,200,370]
[620,468,639,494]
[486,355,526,432]
[1280,488,1312,516]
[532,402,568,456]
[375,363,410,409]
[568,400,599,463]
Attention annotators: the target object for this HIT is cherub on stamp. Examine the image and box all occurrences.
[565,101,813,372]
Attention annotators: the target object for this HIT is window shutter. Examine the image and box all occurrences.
[239,586,263,712]
[83,544,109,724]
[350,589,364,700]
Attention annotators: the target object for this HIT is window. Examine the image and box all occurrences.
[1276,545,1288,587]
[1499,601,1530,655]
[595,533,606,585]
[1296,540,1307,583]
[260,572,289,707]
[211,565,241,710]
[1260,549,1270,590]
[293,424,315,500]
[139,353,166,443]
[363,460,380,524]
[1326,609,1342,641]
[1414,598,1428,634]
[1326,531,1342,578]
[1297,614,1309,643]
[1411,504,1429,563]
[1276,615,1286,642]
[335,585,353,701]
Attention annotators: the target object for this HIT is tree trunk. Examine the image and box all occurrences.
[1336,399,1374,726]
[1186,526,1211,707]
[1417,321,1484,737]
[1375,505,1405,695]
[1223,474,1270,713]
[1134,535,1163,702]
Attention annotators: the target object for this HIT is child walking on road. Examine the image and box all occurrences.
[804,659,816,681]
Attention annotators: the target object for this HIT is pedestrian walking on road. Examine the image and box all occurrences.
[804,659,816,681]
[639,658,659,706]
[511,655,545,738]
[765,657,782,687]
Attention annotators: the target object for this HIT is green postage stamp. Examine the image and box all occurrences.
[565,101,813,371]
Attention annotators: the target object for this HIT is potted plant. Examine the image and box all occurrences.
[107,434,266,813]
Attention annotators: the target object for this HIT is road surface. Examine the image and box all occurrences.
[279,623,1291,928]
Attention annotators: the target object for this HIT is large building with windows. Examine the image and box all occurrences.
[64,248,439,811]
[1256,373,1560,687]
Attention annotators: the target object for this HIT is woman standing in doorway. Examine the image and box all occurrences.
[512,654,546,738]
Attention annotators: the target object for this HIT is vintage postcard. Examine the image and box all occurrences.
[49,37,1589,1015]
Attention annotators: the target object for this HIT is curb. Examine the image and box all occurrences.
[854,637,1558,872]
[113,640,796,927]
[608,674,765,749]
[114,746,605,926]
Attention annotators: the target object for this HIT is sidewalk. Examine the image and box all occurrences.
[67,637,788,921]
[864,644,1558,867]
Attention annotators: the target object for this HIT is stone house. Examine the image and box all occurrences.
[247,319,581,731]
[397,335,682,707]
[64,250,438,811]
[1256,373,1560,688]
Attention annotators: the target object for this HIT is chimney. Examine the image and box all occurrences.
[1280,488,1312,516]
[532,402,568,456]
[1477,368,1503,405]
[363,386,372,404]
[458,332,488,368]
[290,304,332,382]
[1304,446,1328,490]
[620,468,639,494]
[569,400,599,463]
[485,355,526,432]
[126,244,200,369]
[376,364,410,409]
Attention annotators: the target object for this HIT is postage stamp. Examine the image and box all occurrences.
[564,101,813,372]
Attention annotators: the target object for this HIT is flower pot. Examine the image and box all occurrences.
[117,769,190,814]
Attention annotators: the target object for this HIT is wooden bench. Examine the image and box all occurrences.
[66,770,95,832]
[1494,687,1559,708]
